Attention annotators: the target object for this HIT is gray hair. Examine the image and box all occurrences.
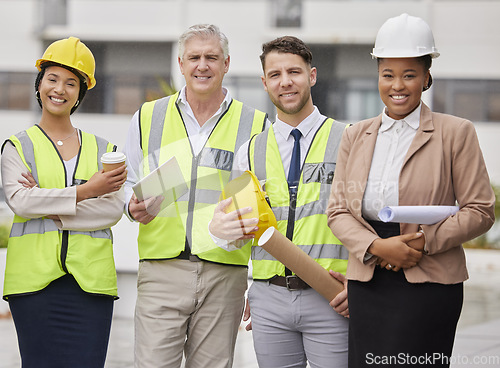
[178,24,229,60]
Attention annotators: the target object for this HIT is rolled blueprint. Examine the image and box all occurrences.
[378,205,460,225]
[258,227,344,302]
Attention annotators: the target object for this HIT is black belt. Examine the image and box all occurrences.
[176,248,202,262]
[268,275,310,291]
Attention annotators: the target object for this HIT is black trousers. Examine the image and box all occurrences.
[347,221,463,368]
[9,274,114,368]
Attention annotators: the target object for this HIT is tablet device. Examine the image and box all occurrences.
[132,156,188,211]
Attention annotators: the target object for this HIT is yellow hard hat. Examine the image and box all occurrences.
[35,37,96,89]
[220,170,277,240]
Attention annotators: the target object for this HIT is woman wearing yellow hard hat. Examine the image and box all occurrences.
[326,14,495,367]
[1,37,127,367]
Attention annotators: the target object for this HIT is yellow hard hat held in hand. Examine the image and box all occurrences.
[219,171,277,240]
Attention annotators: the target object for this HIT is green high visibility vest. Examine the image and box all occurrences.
[249,118,349,280]
[137,92,266,265]
[2,125,118,299]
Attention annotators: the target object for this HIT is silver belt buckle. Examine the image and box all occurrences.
[285,275,300,291]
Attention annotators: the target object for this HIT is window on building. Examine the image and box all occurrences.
[345,79,383,122]
[0,70,173,115]
[112,75,174,115]
[80,40,173,115]
[70,74,173,115]
[312,78,383,123]
[273,0,302,28]
[40,0,67,27]
[433,79,500,122]
[225,76,272,117]
[0,72,34,111]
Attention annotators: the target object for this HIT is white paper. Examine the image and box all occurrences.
[132,156,188,211]
[378,205,459,225]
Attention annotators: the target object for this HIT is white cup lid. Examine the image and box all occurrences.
[101,151,126,164]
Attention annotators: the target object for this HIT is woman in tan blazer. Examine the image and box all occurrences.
[326,14,495,367]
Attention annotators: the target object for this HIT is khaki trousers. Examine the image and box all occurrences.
[134,259,248,368]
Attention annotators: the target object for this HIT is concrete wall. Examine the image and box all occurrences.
[0,0,41,71]
[24,1,500,82]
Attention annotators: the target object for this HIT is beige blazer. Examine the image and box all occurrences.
[326,103,495,284]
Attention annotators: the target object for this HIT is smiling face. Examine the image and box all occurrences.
[261,51,316,125]
[378,57,430,120]
[38,65,80,117]
[178,35,229,99]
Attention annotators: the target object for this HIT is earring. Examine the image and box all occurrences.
[74,100,80,108]
[35,91,41,100]
[423,74,433,91]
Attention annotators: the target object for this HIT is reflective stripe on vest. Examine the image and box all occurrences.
[10,219,112,240]
[3,126,117,300]
[137,93,267,265]
[249,119,349,279]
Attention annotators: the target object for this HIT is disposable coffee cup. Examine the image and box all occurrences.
[101,152,126,172]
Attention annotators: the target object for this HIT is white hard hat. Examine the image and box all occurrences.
[371,13,440,59]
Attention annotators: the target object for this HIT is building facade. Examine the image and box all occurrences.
[2,0,500,123]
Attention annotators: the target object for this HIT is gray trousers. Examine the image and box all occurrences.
[248,280,348,368]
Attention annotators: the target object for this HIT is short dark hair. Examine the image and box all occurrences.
[260,36,313,71]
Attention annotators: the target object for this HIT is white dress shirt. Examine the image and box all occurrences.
[233,106,325,175]
[361,103,422,220]
[123,86,232,216]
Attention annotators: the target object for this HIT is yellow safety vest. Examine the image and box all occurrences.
[249,118,349,279]
[137,92,266,265]
[2,125,118,299]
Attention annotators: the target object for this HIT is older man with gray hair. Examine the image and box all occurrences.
[123,24,267,368]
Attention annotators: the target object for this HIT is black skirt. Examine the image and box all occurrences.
[347,220,463,368]
[9,274,114,368]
